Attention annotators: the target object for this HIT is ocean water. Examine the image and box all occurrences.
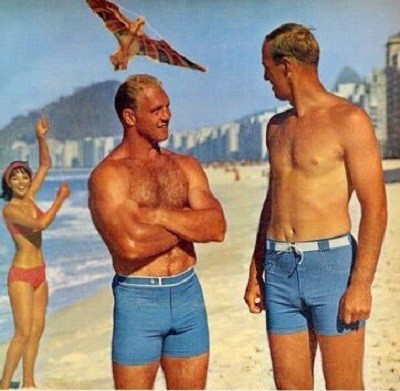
[0,169,113,343]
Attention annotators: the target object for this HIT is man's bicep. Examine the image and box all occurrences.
[188,186,222,211]
[344,112,385,204]
[89,172,174,240]
[88,170,131,235]
[184,158,222,210]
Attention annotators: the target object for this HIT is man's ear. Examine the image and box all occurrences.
[123,108,136,126]
[282,56,293,77]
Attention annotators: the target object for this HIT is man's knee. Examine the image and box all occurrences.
[161,353,209,389]
[112,360,159,390]
[325,376,364,390]
[274,373,313,390]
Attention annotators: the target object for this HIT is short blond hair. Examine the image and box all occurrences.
[264,23,319,66]
[114,74,163,122]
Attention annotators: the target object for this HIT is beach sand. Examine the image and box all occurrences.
[1,161,399,389]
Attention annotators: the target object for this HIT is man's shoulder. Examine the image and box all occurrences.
[328,100,372,135]
[326,95,367,119]
[162,148,200,166]
[89,155,127,188]
[269,108,294,126]
[324,98,375,149]
[162,148,205,179]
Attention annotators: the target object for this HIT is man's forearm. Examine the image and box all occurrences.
[249,196,271,283]
[350,205,387,286]
[142,207,226,243]
[131,226,180,259]
[114,218,180,261]
[106,204,181,261]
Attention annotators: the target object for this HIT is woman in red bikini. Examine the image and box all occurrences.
[0,117,70,389]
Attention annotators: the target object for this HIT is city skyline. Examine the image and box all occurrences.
[1,0,400,134]
[2,24,399,168]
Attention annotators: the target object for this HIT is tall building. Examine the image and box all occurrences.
[386,31,400,157]
[367,69,387,155]
[28,139,65,168]
[166,110,276,163]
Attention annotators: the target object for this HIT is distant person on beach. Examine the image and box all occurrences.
[0,118,70,389]
[244,23,387,389]
[88,74,226,390]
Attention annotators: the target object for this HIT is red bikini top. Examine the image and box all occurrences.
[7,204,45,236]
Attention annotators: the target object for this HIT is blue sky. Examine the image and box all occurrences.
[1,0,400,133]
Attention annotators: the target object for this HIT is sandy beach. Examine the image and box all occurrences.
[1,160,400,390]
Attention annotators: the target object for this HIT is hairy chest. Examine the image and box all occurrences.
[128,158,189,208]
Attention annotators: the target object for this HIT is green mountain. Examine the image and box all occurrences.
[0,80,121,145]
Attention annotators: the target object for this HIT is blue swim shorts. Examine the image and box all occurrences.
[112,267,209,366]
[264,233,365,336]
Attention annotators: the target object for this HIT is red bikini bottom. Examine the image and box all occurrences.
[8,265,46,290]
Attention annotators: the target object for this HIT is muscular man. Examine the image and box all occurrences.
[88,74,226,390]
[244,23,387,390]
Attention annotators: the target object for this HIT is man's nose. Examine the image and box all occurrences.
[161,107,171,120]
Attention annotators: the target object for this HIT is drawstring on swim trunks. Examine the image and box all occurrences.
[276,243,304,277]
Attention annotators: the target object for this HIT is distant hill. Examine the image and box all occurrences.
[0,81,121,145]
[0,80,274,147]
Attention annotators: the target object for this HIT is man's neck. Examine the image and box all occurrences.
[121,129,161,160]
[289,69,328,117]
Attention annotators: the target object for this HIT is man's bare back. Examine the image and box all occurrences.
[267,97,362,241]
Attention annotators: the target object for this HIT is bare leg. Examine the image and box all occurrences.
[268,330,318,390]
[22,282,48,388]
[318,327,365,390]
[112,360,160,390]
[0,283,33,389]
[161,352,209,390]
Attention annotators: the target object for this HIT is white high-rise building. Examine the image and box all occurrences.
[367,68,387,155]
[386,31,400,157]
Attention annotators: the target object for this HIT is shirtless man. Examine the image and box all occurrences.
[88,74,226,390]
[244,23,387,390]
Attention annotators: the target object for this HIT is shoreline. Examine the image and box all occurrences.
[0,161,399,389]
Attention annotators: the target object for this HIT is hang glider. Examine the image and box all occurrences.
[86,0,207,72]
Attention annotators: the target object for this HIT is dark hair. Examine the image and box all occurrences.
[264,23,319,66]
[0,176,12,201]
[114,74,163,123]
[1,161,32,201]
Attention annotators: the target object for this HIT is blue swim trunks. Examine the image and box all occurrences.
[112,267,209,366]
[264,233,365,336]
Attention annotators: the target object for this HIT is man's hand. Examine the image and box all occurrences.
[244,279,265,313]
[339,282,372,324]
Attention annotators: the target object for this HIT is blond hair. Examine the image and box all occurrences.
[264,23,319,66]
[114,74,163,122]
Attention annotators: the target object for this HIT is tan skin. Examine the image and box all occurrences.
[244,42,387,389]
[88,84,226,390]
[0,118,70,389]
